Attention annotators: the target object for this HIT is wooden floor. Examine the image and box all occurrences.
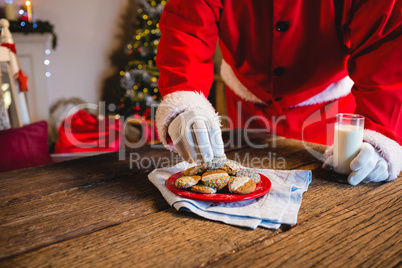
[0,131,401,267]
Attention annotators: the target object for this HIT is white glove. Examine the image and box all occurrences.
[168,109,224,163]
[323,142,389,185]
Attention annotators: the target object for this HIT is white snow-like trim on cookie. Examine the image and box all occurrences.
[364,129,402,181]
[155,91,219,150]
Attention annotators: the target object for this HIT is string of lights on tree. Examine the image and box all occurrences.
[114,0,167,119]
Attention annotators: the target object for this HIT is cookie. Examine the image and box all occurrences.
[235,168,261,183]
[202,154,227,170]
[221,160,241,175]
[175,175,201,189]
[201,170,229,190]
[183,165,205,176]
[190,184,217,194]
[228,176,256,194]
[202,175,231,190]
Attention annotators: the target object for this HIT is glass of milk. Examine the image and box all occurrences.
[333,114,365,175]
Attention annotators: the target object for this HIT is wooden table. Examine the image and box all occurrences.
[1,131,401,267]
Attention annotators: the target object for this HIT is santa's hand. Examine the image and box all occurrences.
[348,143,388,185]
[322,142,389,185]
[168,109,224,163]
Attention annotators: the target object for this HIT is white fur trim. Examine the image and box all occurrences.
[220,59,265,104]
[293,76,354,107]
[220,59,354,106]
[155,91,219,150]
[363,129,402,181]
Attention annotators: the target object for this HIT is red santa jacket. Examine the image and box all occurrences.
[155,0,402,180]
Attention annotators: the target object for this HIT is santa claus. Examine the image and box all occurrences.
[155,0,402,185]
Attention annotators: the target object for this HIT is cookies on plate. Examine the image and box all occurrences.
[176,159,261,195]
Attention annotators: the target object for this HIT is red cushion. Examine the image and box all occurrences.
[0,121,51,172]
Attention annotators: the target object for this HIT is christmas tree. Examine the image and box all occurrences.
[114,0,166,119]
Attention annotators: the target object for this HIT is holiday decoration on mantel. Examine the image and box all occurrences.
[5,20,57,49]
[112,0,166,143]
[1,0,57,49]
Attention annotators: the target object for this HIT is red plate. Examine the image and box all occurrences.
[166,172,271,203]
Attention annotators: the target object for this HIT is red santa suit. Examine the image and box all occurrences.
[155,0,402,181]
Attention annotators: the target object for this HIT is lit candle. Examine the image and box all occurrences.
[5,0,17,21]
[25,1,32,22]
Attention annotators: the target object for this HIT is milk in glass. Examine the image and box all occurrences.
[333,120,364,174]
